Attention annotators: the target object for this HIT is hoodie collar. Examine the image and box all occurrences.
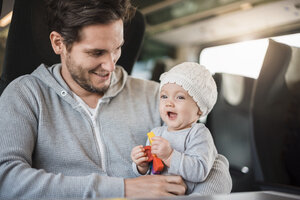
[103,65,128,99]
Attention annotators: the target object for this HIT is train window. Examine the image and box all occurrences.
[200,33,300,79]
[200,39,268,79]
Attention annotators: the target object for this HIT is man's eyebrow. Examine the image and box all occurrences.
[84,49,106,54]
[84,41,124,54]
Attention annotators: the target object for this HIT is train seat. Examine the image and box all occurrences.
[284,45,300,188]
[0,0,2,15]
[250,39,300,194]
[206,72,255,192]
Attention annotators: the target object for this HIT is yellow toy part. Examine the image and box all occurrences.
[147,131,155,145]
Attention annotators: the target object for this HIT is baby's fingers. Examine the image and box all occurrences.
[135,156,149,165]
[132,145,144,155]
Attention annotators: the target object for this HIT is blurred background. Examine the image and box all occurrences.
[1,0,300,79]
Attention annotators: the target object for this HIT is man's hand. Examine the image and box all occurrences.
[125,175,186,197]
[151,136,173,166]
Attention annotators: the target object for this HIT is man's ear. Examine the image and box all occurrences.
[50,31,64,55]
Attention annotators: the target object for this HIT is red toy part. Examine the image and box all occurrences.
[144,146,153,162]
[144,145,164,174]
[153,156,164,173]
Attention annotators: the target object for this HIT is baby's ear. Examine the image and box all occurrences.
[197,109,202,116]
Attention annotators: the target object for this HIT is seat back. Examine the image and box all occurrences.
[206,72,255,192]
[151,59,167,82]
[251,39,300,189]
[282,44,300,188]
[0,0,145,95]
[0,0,2,15]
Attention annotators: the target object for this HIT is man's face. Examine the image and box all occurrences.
[60,19,124,96]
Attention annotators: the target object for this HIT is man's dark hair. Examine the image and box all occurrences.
[45,0,135,50]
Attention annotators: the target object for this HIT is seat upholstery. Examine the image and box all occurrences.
[151,59,167,82]
[0,0,145,95]
[250,39,300,192]
[206,73,255,192]
[284,46,300,187]
[0,0,2,16]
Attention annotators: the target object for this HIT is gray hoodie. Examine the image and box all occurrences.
[0,64,232,199]
[0,64,161,199]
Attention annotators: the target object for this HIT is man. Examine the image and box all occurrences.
[0,0,231,199]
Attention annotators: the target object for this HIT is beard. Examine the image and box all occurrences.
[70,71,110,96]
[65,54,110,96]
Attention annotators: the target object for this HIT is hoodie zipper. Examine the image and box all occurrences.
[91,112,106,173]
[73,94,107,172]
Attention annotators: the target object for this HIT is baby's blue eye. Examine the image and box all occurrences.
[177,96,185,100]
[160,94,167,99]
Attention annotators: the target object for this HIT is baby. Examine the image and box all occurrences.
[131,62,218,194]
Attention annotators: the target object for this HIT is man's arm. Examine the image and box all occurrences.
[0,79,125,199]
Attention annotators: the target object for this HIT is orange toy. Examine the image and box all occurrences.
[145,132,164,174]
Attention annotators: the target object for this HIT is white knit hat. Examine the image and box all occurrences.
[159,62,217,117]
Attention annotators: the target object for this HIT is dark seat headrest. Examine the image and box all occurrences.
[285,46,300,99]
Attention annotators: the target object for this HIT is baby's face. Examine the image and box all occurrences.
[159,83,201,132]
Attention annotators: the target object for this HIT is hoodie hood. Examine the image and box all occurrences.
[31,63,128,103]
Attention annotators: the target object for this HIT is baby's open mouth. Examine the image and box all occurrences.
[168,111,177,119]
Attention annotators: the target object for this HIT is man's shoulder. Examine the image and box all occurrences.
[119,76,160,110]
[126,76,159,93]
[127,76,159,87]
[6,74,42,92]
[0,74,44,107]
[1,64,54,98]
[5,64,51,91]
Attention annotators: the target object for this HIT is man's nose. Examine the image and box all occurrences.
[102,53,116,72]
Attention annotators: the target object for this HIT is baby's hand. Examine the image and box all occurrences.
[131,145,149,167]
[151,136,173,162]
